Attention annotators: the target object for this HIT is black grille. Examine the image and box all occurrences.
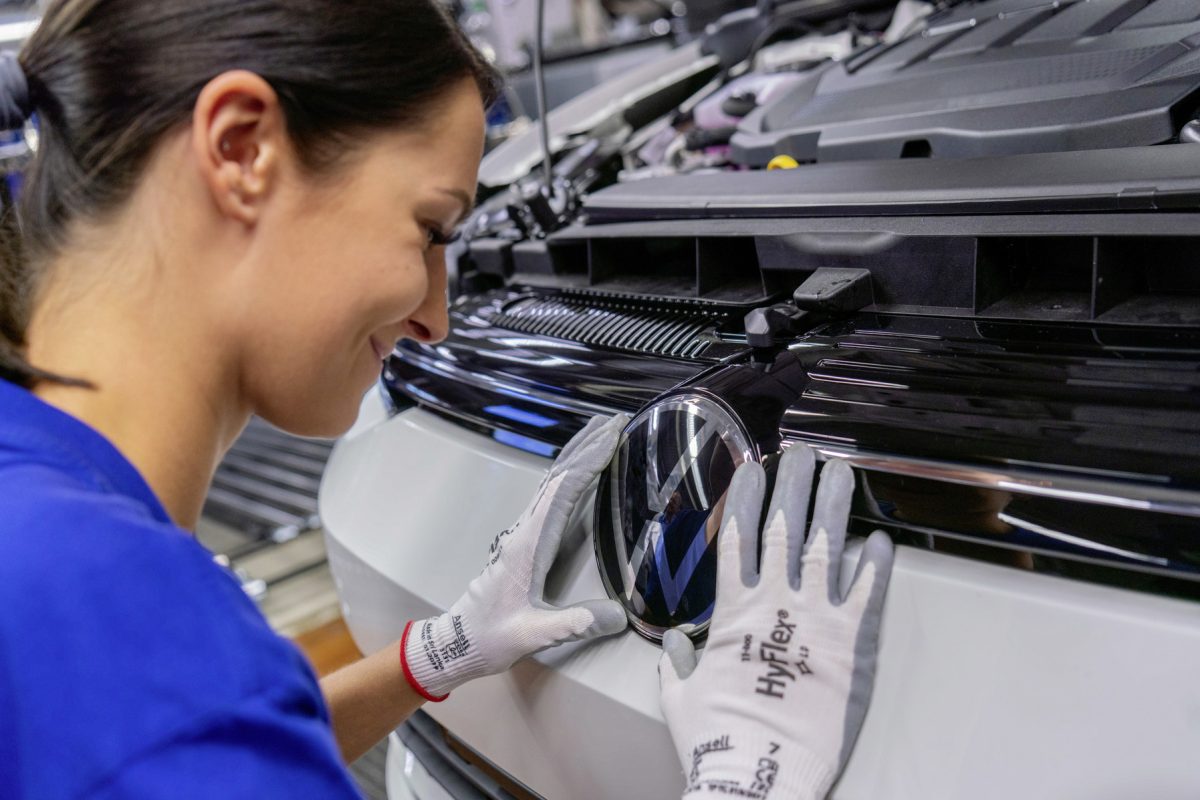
[778,315,1200,598]
[503,223,1200,329]
[488,294,728,359]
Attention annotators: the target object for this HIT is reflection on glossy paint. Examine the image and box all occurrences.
[862,471,1034,570]
[492,429,557,458]
[484,404,557,428]
[858,470,1199,581]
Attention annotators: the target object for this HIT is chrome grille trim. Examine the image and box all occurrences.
[787,439,1200,521]
[489,294,724,359]
[781,440,1199,588]
[392,346,620,417]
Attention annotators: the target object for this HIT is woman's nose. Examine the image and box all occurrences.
[403,261,450,344]
[403,302,448,344]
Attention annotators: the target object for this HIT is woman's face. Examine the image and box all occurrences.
[233,79,486,437]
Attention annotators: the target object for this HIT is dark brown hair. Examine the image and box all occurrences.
[0,0,501,388]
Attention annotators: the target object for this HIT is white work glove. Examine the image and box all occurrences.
[401,413,630,701]
[659,445,894,799]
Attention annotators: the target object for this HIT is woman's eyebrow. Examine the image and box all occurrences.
[439,187,474,225]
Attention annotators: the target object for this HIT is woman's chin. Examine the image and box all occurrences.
[259,391,364,440]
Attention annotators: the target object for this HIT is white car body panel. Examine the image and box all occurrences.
[321,398,1200,800]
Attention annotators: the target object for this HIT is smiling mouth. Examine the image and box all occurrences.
[369,336,393,362]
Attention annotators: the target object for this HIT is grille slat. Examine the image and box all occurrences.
[625,313,659,350]
[662,320,706,355]
[545,301,583,339]
[491,295,728,359]
[584,307,618,337]
[641,317,680,352]
[579,308,619,341]
[591,307,632,342]
[528,301,559,335]
[632,314,666,348]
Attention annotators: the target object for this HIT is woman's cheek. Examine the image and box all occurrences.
[394,256,433,316]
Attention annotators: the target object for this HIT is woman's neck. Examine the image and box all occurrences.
[26,250,248,531]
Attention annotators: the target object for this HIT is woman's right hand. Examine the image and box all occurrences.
[658,446,895,799]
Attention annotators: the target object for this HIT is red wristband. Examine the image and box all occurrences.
[400,620,449,703]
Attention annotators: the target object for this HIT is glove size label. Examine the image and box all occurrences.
[684,736,781,799]
[417,615,473,673]
[751,610,813,700]
[415,619,446,673]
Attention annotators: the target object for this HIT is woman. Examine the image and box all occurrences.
[0,1,894,798]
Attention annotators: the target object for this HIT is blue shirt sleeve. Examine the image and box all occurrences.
[86,683,364,799]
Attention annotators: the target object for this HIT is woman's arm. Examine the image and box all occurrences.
[320,642,423,764]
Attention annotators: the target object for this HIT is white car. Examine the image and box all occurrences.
[321,1,1200,797]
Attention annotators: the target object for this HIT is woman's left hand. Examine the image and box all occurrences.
[400,413,630,701]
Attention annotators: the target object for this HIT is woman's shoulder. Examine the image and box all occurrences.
[0,462,321,707]
[0,464,240,607]
[0,468,330,798]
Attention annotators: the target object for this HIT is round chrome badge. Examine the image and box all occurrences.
[594,395,757,642]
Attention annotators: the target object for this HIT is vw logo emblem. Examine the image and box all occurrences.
[594,394,757,642]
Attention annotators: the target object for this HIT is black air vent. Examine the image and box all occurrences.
[489,294,730,359]
[759,232,1200,326]
[496,232,780,305]
[488,223,1200,330]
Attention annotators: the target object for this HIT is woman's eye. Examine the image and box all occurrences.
[424,224,460,248]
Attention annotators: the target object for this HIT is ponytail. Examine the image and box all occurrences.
[0,49,86,388]
[0,184,87,388]
[0,50,39,387]
[0,200,34,386]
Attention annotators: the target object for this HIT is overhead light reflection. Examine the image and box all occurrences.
[484,404,557,428]
[493,429,557,458]
[997,512,1171,566]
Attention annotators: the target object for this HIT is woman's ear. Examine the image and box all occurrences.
[192,70,284,225]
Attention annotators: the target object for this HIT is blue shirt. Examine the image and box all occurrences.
[0,379,362,799]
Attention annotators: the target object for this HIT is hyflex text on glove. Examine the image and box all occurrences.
[659,445,895,800]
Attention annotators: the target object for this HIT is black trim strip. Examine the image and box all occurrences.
[396,711,544,800]
[583,145,1200,222]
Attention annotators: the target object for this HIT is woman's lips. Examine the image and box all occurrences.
[369,336,392,361]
